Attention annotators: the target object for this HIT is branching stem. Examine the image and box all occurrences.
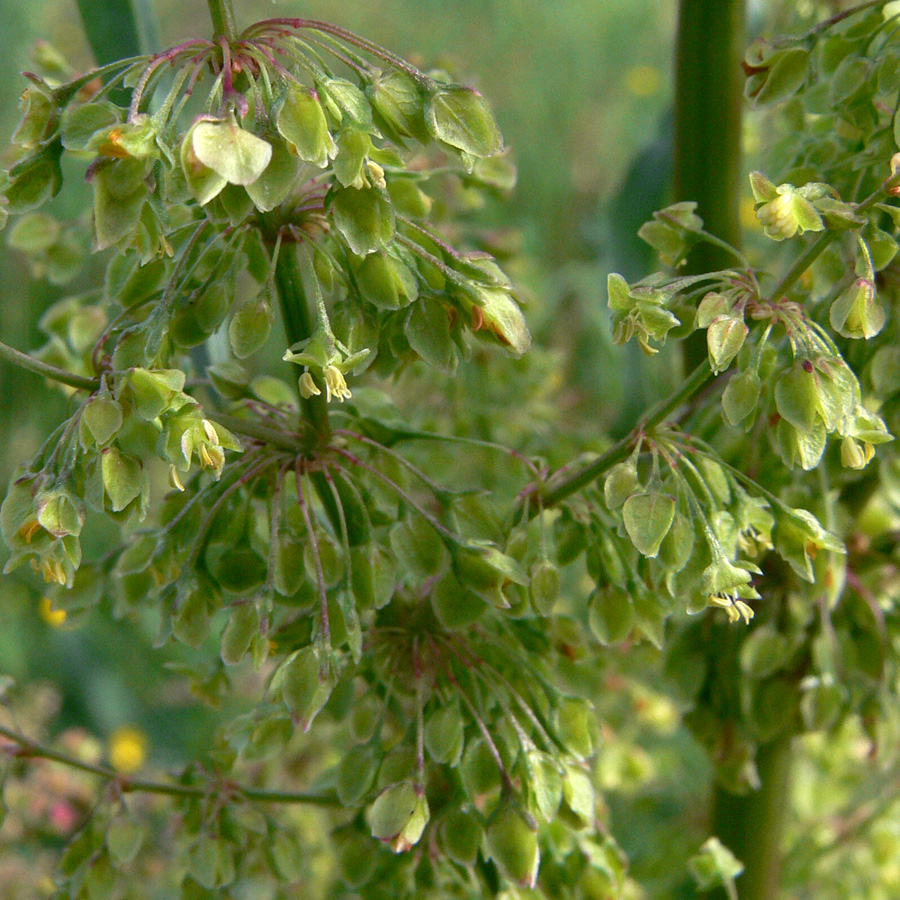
[0,723,338,806]
[0,340,99,393]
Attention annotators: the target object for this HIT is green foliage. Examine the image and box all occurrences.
[5,1,900,899]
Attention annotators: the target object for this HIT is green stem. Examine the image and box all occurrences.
[0,723,338,806]
[540,359,711,508]
[272,244,331,445]
[212,412,308,454]
[673,0,745,373]
[711,735,794,900]
[206,0,237,41]
[0,340,100,393]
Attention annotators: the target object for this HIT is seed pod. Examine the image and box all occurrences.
[367,70,429,143]
[425,85,503,158]
[331,185,396,256]
[722,369,761,428]
[604,459,640,510]
[622,491,676,558]
[367,781,430,852]
[588,584,633,646]
[529,560,560,615]
[555,698,597,760]
[220,603,259,666]
[229,290,275,359]
[337,745,380,807]
[245,134,300,212]
[484,804,540,888]
[192,116,272,186]
[276,86,335,167]
[439,807,483,867]
[424,706,465,766]
[79,392,123,448]
[280,646,336,732]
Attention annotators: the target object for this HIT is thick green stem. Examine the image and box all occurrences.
[206,0,237,41]
[673,4,793,898]
[711,735,794,900]
[673,0,745,373]
[272,245,331,445]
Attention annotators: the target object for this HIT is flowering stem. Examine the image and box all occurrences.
[0,722,338,806]
[0,340,100,393]
[769,186,885,304]
[539,359,711,508]
[206,0,237,42]
[272,244,331,444]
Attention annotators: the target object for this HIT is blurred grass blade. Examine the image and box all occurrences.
[75,0,158,65]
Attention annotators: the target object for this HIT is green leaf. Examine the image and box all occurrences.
[622,491,676,558]
[106,818,145,867]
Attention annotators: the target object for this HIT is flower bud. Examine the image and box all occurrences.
[830,277,884,339]
[755,186,823,240]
